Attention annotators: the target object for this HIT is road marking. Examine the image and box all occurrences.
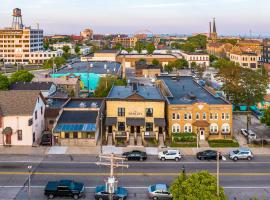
[0,172,270,176]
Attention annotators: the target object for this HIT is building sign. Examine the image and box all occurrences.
[128,111,143,116]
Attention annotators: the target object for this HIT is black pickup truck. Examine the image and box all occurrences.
[44,179,85,199]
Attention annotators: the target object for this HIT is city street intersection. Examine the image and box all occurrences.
[0,154,270,200]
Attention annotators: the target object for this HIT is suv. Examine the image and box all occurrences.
[158,150,181,161]
[247,130,256,140]
[229,148,254,161]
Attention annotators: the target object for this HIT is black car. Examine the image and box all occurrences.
[122,150,147,161]
[196,150,222,160]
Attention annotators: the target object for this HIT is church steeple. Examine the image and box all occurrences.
[210,17,218,41]
[213,17,217,34]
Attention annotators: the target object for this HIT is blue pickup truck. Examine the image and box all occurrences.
[44,179,85,199]
[94,185,128,200]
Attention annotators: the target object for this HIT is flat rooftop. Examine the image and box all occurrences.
[107,85,164,100]
[158,76,229,105]
[54,61,121,75]
[64,98,103,108]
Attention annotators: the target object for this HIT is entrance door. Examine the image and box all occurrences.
[131,126,135,134]
[136,126,140,134]
[108,126,112,134]
[5,134,11,145]
[158,127,163,134]
[200,130,205,140]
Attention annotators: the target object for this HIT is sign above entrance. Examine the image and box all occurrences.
[128,111,143,117]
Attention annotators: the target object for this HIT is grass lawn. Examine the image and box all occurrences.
[208,139,239,148]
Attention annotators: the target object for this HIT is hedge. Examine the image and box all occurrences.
[208,139,239,147]
[172,133,197,142]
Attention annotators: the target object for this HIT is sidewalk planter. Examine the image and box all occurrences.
[208,139,239,147]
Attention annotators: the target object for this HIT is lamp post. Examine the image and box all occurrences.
[196,128,199,149]
[216,152,220,196]
[28,165,32,200]
[100,113,104,154]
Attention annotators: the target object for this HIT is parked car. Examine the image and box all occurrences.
[95,185,128,200]
[229,148,254,161]
[196,150,222,160]
[148,184,173,200]
[247,130,257,140]
[44,180,85,199]
[122,150,147,161]
[240,129,248,137]
[158,149,181,161]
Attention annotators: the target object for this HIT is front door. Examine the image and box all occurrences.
[158,127,163,134]
[136,126,140,134]
[200,130,205,140]
[108,126,112,134]
[131,126,135,134]
[5,134,11,145]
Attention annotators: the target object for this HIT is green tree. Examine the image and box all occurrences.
[74,45,80,55]
[125,47,133,53]
[9,70,34,84]
[62,45,71,54]
[165,63,174,72]
[114,43,123,50]
[152,59,160,66]
[0,74,9,90]
[146,43,155,55]
[170,171,227,200]
[210,55,218,63]
[212,58,237,69]
[175,59,189,69]
[43,57,66,69]
[135,41,145,54]
[169,167,187,199]
[191,62,197,69]
[261,107,270,127]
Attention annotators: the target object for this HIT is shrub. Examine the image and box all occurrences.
[208,139,239,147]
[173,133,196,142]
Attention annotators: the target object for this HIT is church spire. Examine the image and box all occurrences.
[213,17,217,33]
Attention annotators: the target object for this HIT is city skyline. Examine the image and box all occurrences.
[1,0,269,36]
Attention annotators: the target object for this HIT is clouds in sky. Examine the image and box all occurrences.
[0,0,269,35]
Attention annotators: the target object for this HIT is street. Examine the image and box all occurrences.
[0,155,270,200]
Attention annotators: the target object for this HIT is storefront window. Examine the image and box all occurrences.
[146,123,153,132]
[118,122,125,131]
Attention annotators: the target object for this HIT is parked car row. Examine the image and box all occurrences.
[240,128,257,140]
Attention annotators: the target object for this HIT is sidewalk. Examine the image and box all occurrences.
[0,146,270,156]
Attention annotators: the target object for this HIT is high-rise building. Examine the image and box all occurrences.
[0,8,62,64]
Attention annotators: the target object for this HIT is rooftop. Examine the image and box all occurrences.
[33,76,79,85]
[157,76,229,105]
[107,85,164,100]
[10,82,54,91]
[53,61,121,75]
[58,110,98,124]
[64,98,103,108]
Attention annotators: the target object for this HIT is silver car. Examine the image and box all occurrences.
[229,148,254,161]
[148,184,172,200]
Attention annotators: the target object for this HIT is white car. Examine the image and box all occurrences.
[158,150,182,161]
[240,129,248,137]
[248,130,257,140]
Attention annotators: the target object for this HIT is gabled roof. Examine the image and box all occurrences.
[10,82,54,91]
[0,91,44,116]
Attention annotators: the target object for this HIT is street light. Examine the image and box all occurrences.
[216,152,220,197]
[100,113,104,154]
[28,165,32,200]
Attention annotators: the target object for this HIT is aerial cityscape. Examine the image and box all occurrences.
[0,1,270,200]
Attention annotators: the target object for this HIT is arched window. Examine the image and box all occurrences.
[176,113,180,120]
[221,123,230,133]
[210,123,218,134]
[202,112,207,120]
[184,123,192,133]
[172,124,180,133]
[196,113,200,120]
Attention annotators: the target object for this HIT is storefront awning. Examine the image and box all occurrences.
[54,123,96,132]
[105,117,117,126]
[154,118,166,127]
[192,120,210,128]
[126,118,145,126]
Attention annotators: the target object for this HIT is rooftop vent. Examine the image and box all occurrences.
[91,102,98,108]
[79,102,87,108]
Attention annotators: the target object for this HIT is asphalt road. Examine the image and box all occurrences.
[0,155,270,200]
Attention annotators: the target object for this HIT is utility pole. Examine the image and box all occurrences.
[100,113,104,154]
[96,154,128,200]
[216,152,220,196]
[28,165,32,200]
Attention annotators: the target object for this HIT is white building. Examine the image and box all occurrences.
[52,42,74,50]
[0,91,46,146]
[181,52,210,68]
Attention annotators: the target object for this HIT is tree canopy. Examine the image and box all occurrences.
[62,45,71,54]
[152,59,160,66]
[135,41,145,54]
[43,56,66,69]
[170,170,227,200]
[74,45,81,55]
[261,107,270,127]
[164,59,189,72]
[0,74,9,90]
[9,70,34,84]
[212,58,238,69]
[146,43,156,55]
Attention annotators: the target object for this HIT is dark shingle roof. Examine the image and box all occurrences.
[58,111,98,124]
[157,76,229,105]
[10,82,53,91]
[0,91,42,116]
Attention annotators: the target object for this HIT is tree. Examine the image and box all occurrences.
[114,43,123,50]
[152,59,160,66]
[9,70,34,84]
[210,55,218,63]
[62,45,71,54]
[261,107,270,127]
[43,57,66,69]
[170,171,227,200]
[191,62,197,69]
[135,41,145,54]
[146,43,155,55]
[165,63,174,73]
[74,45,81,55]
[175,59,189,69]
[125,47,133,53]
[212,58,237,69]
[0,74,9,90]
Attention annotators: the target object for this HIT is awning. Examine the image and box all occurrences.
[2,127,12,135]
[54,123,96,132]
[105,117,117,126]
[126,118,145,126]
[192,120,210,128]
[154,118,166,127]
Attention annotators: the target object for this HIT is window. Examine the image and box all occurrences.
[222,113,225,120]
[184,124,192,133]
[40,107,43,115]
[146,123,153,132]
[118,122,125,131]
[210,113,218,120]
[176,113,180,120]
[146,108,153,117]
[35,111,37,120]
[221,123,230,133]
[225,113,230,120]
[73,132,78,139]
[49,120,54,125]
[17,130,22,141]
[202,112,207,120]
[210,123,218,134]
[196,113,200,120]
[172,124,180,133]
[65,133,69,139]
[118,108,125,116]
[184,113,192,120]
[28,118,33,126]
[172,113,176,120]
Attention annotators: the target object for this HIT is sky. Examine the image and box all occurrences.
[0,0,269,36]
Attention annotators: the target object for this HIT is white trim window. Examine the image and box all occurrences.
[184,123,192,133]
[225,113,230,120]
[172,113,176,120]
[184,113,192,120]
[210,113,218,120]
[176,113,180,120]
[221,123,230,133]
[202,112,207,120]
[210,123,218,134]
[172,124,180,133]
[196,113,200,120]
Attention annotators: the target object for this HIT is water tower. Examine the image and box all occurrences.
[12,8,23,29]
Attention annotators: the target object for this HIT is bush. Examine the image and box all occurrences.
[173,133,196,142]
[170,142,197,147]
[208,139,239,147]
